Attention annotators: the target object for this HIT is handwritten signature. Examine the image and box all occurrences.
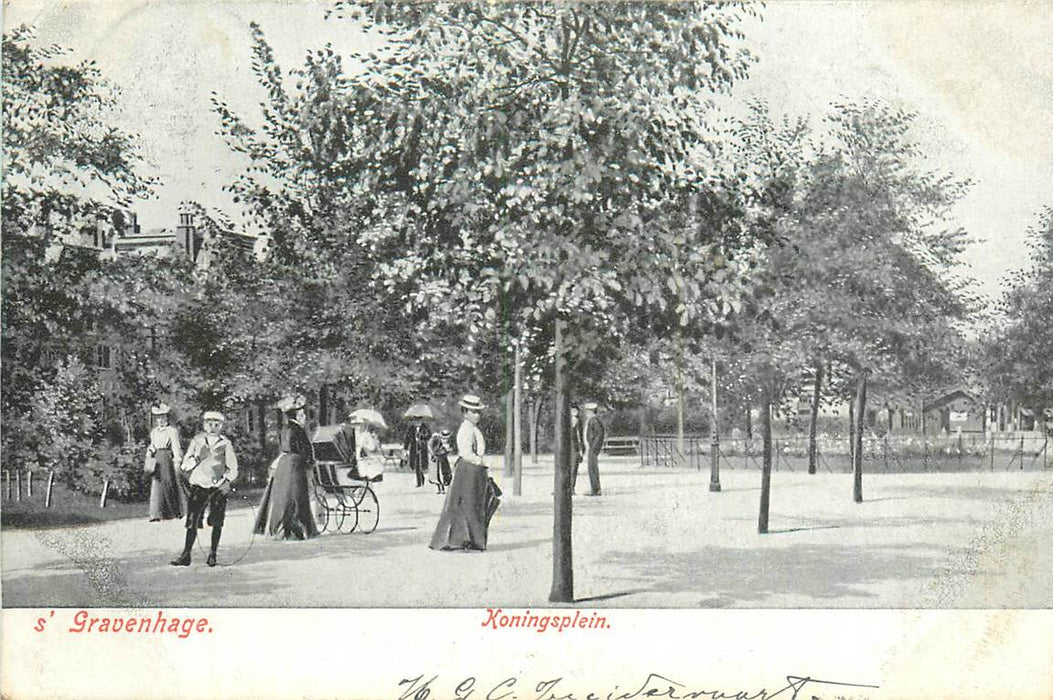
[397,672,880,700]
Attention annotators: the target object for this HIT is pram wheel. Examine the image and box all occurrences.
[335,502,357,533]
[353,485,379,534]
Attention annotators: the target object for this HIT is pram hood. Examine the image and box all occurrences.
[311,423,357,464]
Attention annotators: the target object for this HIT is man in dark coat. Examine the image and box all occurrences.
[582,402,605,496]
[570,404,584,494]
[404,419,432,488]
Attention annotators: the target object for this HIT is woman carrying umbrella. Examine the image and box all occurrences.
[429,394,500,551]
[349,408,387,479]
[403,403,433,488]
[253,394,319,541]
[145,403,185,521]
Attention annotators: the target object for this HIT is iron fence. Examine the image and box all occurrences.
[636,433,1051,473]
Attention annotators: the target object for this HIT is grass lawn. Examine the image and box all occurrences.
[1,481,265,529]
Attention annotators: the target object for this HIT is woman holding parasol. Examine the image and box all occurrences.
[349,408,387,479]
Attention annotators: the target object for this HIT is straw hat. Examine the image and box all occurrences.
[582,402,599,411]
[203,410,226,422]
[151,403,171,416]
[458,394,486,411]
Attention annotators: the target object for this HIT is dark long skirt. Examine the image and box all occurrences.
[253,453,319,540]
[149,448,185,521]
[429,460,500,551]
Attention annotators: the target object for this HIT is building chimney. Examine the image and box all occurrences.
[176,212,201,260]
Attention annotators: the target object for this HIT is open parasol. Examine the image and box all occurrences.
[349,408,388,430]
[403,402,434,420]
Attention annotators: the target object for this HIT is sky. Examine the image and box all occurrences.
[5,0,1052,303]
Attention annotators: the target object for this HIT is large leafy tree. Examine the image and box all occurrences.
[328,0,761,601]
[209,25,460,419]
[716,100,973,529]
[985,207,1053,420]
[2,27,175,480]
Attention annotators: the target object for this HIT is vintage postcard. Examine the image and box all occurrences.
[2,0,1052,698]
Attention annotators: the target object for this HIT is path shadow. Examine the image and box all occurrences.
[602,541,947,606]
[574,588,648,603]
[486,537,549,553]
[766,525,842,534]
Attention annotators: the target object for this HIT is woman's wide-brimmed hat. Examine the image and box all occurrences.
[277,393,307,412]
[151,403,171,416]
[458,394,486,411]
[203,410,226,422]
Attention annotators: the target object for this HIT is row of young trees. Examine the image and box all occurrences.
[3,4,1045,600]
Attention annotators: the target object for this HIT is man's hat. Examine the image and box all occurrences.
[458,394,486,411]
[439,429,453,438]
[203,410,226,422]
[582,402,599,411]
[151,403,171,416]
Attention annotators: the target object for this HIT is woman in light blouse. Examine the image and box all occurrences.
[429,394,501,551]
[145,403,185,522]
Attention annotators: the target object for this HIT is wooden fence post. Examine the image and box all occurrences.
[27,470,33,497]
[16,471,22,501]
[45,471,55,508]
[99,479,110,508]
[4,470,10,499]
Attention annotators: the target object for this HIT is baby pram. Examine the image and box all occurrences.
[311,424,381,534]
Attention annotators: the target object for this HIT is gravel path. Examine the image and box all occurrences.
[4,459,1052,608]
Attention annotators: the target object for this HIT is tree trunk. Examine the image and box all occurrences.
[848,398,856,466]
[746,405,753,440]
[676,342,685,455]
[807,360,823,475]
[709,355,721,492]
[550,318,574,603]
[504,389,514,478]
[852,373,868,503]
[256,399,267,467]
[513,342,523,496]
[529,399,540,466]
[319,384,328,426]
[758,393,773,534]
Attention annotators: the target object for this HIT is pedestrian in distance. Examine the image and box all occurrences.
[427,428,454,494]
[404,416,432,488]
[253,394,319,541]
[429,394,501,551]
[570,404,584,495]
[171,410,239,567]
[581,402,605,497]
[145,403,185,521]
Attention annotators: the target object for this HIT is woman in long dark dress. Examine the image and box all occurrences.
[429,395,500,551]
[146,403,185,521]
[253,395,319,540]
